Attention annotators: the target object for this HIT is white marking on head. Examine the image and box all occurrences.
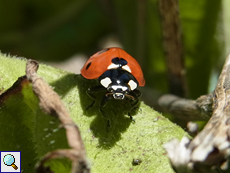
[107,63,120,69]
[111,85,128,91]
[113,93,124,100]
[128,80,137,90]
[100,77,112,88]
[122,65,131,73]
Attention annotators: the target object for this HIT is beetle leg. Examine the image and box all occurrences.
[126,89,141,122]
[98,93,113,131]
[86,85,106,110]
[101,93,113,107]
[99,108,111,130]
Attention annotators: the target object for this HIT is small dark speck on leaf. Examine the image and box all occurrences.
[132,158,142,166]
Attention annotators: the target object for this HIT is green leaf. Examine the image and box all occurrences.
[0,53,187,172]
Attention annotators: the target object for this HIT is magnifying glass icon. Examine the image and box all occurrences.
[3,154,18,170]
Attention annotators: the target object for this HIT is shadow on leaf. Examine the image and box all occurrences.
[48,73,140,149]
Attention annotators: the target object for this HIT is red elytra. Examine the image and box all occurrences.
[81,47,145,86]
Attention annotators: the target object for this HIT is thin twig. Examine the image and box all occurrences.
[159,0,187,97]
[158,93,213,121]
[26,60,90,173]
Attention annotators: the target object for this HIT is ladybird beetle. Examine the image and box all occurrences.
[81,47,145,122]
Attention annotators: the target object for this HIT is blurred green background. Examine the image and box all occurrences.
[0,0,230,100]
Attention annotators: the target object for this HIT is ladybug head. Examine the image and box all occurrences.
[107,85,129,100]
[99,69,138,100]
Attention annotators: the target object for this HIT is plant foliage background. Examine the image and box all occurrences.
[1,0,230,98]
[1,1,230,172]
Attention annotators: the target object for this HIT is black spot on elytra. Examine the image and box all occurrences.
[98,48,110,54]
[112,57,127,66]
[86,62,91,70]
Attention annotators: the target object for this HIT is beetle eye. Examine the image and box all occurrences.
[108,87,113,92]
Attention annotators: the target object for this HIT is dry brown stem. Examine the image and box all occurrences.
[159,0,187,97]
[158,93,213,121]
[164,53,230,172]
[26,60,90,173]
